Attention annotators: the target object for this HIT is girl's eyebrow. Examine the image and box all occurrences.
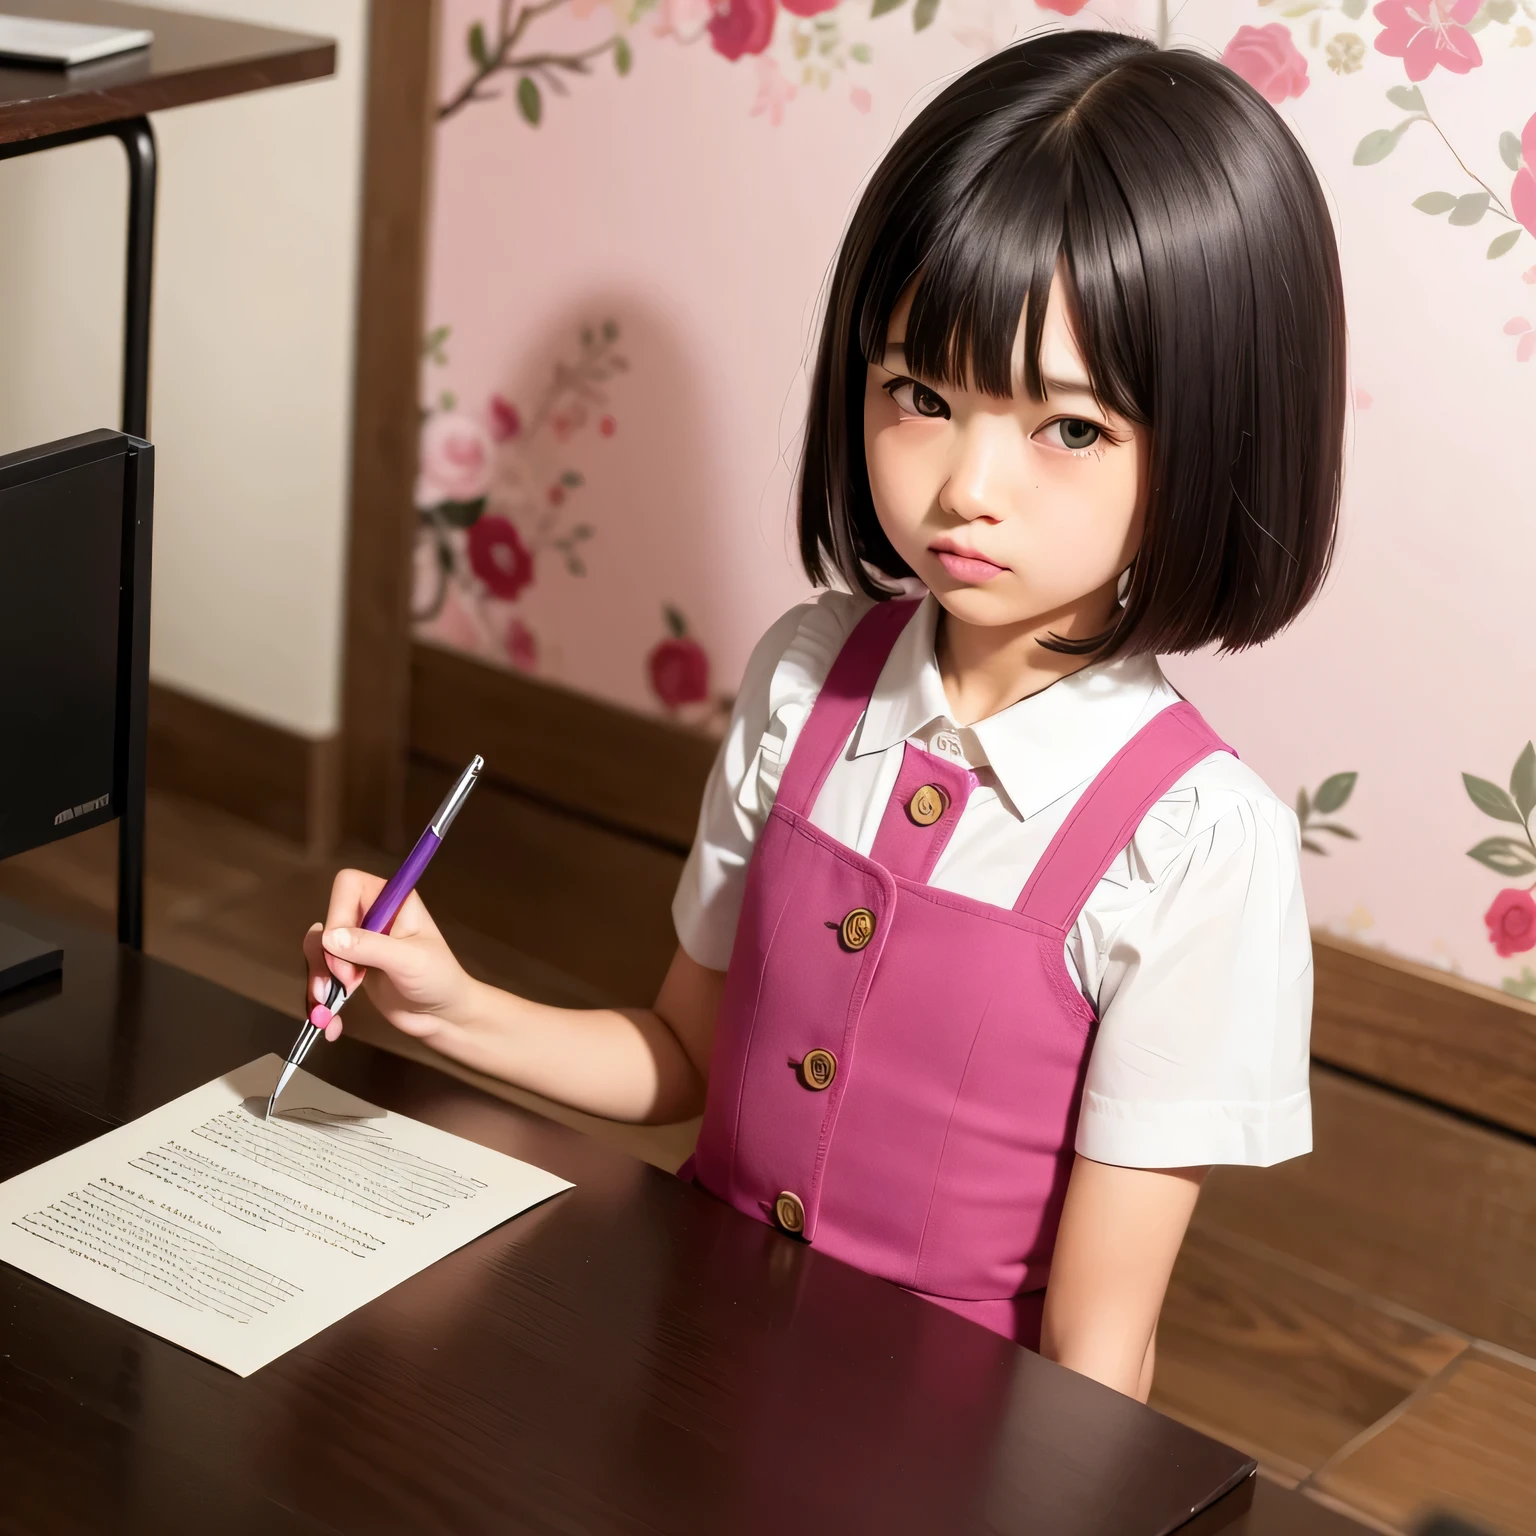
[885,339,1097,400]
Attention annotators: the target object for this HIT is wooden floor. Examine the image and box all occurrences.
[4,786,1536,1536]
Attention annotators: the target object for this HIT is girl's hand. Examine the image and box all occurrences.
[302,868,476,1045]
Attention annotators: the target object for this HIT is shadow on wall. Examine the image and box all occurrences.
[414,290,745,726]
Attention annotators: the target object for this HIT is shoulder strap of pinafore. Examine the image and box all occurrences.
[1013,701,1236,931]
[772,598,923,819]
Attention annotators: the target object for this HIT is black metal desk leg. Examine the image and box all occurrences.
[115,118,156,444]
[114,117,156,949]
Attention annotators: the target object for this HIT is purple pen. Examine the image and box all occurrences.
[265,753,484,1118]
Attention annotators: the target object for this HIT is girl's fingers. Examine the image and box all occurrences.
[321,927,420,991]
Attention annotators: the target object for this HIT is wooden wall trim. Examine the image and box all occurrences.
[411,641,717,853]
[340,0,440,852]
[412,637,1536,1141]
[147,683,338,852]
[1311,933,1536,1140]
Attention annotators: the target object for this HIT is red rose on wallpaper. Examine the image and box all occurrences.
[649,606,710,709]
[1486,889,1536,958]
[709,0,777,61]
[1513,112,1536,239]
[505,618,538,672]
[468,515,535,601]
[1034,0,1092,12]
[489,394,521,442]
[781,0,837,14]
[1221,24,1309,106]
[1372,0,1481,82]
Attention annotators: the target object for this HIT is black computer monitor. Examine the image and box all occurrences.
[0,429,153,990]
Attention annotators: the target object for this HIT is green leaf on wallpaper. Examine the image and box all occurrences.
[1413,192,1458,215]
[560,470,584,488]
[436,497,488,529]
[1314,772,1357,814]
[1464,773,1525,824]
[1467,837,1536,876]
[1301,837,1327,855]
[1385,85,1424,112]
[1309,822,1359,840]
[468,21,490,68]
[518,76,542,126]
[1448,192,1490,226]
[913,0,940,30]
[1487,0,1516,22]
[1511,742,1536,824]
[850,42,872,61]
[1295,786,1311,822]
[614,36,633,76]
[1500,132,1523,174]
[664,604,688,639]
[1280,2,1319,16]
[1340,0,1366,16]
[1488,230,1522,259]
[1354,125,1408,166]
[1503,968,1536,1002]
[871,0,907,17]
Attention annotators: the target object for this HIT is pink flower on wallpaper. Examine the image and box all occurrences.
[1371,1,1481,83]
[468,516,535,600]
[1504,318,1536,363]
[1221,24,1309,105]
[417,412,493,506]
[1512,112,1536,239]
[709,0,777,61]
[782,0,837,13]
[505,619,538,672]
[750,56,796,126]
[489,394,521,442]
[1485,888,1536,957]
[850,85,872,115]
[653,0,713,43]
[1034,0,1092,11]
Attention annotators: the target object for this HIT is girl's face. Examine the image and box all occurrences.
[864,274,1149,640]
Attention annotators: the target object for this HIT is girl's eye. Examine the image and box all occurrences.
[884,379,950,420]
[1046,418,1103,453]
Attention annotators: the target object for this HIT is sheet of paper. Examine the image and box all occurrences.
[0,1055,572,1376]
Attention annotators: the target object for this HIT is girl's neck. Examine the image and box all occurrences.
[934,585,1120,727]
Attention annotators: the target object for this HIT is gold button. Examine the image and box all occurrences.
[774,1191,806,1234]
[801,1048,837,1091]
[908,784,948,826]
[838,908,876,951]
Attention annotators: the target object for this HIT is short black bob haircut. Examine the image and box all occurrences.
[798,29,1346,657]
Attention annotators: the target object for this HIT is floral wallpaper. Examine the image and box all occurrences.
[416,0,1536,997]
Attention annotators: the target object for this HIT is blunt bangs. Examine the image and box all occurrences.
[799,29,1347,657]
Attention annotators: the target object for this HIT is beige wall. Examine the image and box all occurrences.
[0,0,368,739]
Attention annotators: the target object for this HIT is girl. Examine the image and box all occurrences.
[307,30,1342,1402]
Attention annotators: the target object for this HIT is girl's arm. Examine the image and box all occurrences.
[1040,1156,1207,1401]
[303,868,725,1125]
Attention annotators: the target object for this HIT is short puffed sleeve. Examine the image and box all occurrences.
[1072,760,1314,1169]
[671,591,872,971]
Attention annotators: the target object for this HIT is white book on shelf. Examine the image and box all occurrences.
[0,13,153,67]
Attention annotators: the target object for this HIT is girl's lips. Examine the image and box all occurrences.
[933,548,1007,584]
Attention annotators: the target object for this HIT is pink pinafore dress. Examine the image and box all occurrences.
[682,599,1234,1348]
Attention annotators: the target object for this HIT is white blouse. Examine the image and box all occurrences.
[673,591,1313,1170]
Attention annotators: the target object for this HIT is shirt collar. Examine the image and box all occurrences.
[854,592,1174,820]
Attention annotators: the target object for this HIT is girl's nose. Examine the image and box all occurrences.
[938,417,1015,524]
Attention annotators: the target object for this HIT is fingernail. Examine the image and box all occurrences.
[313,975,328,1002]
[325,929,350,950]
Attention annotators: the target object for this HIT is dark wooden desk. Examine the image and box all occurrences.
[0,902,1367,1535]
[0,5,333,950]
